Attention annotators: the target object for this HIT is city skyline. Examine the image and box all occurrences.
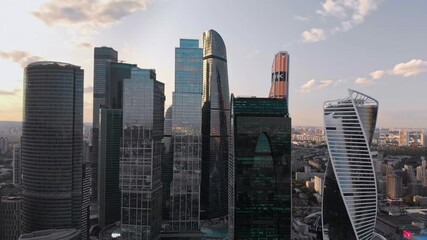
[1,0,427,128]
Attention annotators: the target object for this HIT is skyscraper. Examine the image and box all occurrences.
[269,51,289,102]
[201,29,230,219]
[120,67,164,239]
[161,106,173,221]
[168,39,203,234]
[323,89,378,240]
[12,144,21,186]
[98,109,122,228]
[229,96,292,239]
[22,61,84,234]
[92,47,118,203]
[97,61,134,229]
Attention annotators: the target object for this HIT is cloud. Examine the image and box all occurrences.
[77,42,92,48]
[392,59,427,77]
[32,0,151,28]
[300,79,317,92]
[304,0,382,42]
[299,79,335,92]
[302,28,327,43]
[354,77,370,85]
[0,88,21,96]
[294,16,309,21]
[317,0,346,17]
[370,70,384,80]
[318,80,334,88]
[0,50,43,68]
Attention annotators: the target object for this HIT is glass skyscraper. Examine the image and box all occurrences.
[92,47,118,203]
[161,106,173,221]
[168,39,203,234]
[269,51,289,103]
[98,61,134,229]
[201,29,230,220]
[98,109,122,228]
[323,89,378,240]
[229,96,292,240]
[120,67,164,240]
[22,61,84,235]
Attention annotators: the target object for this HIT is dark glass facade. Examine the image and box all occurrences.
[22,61,83,234]
[120,68,164,240]
[92,47,118,203]
[161,106,173,221]
[323,89,378,240]
[98,109,122,228]
[229,96,292,240]
[201,29,230,219]
[168,39,203,233]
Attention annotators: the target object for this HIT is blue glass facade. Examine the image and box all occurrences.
[168,39,203,233]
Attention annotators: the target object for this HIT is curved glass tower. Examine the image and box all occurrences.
[322,89,378,240]
[201,29,230,219]
[22,61,83,234]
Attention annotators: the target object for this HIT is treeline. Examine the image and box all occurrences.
[383,146,427,157]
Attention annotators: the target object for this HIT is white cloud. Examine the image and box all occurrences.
[302,28,327,43]
[317,0,346,17]
[294,16,309,21]
[354,77,370,85]
[299,79,335,92]
[0,50,43,68]
[370,70,384,80]
[300,79,317,92]
[392,59,427,77]
[318,80,334,88]
[304,0,382,42]
[32,0,151,28]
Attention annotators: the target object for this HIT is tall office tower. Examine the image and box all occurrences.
[269,51,289,102]
[201,29,230,219]
[120,67,164,240]
[161,106,173,221]
[22,62,83,234]
[323,89,378,240]
[13,144,21,186]
[97,61,134,230]
[1,195,22,240]
[92,47,118,203]
[168,39,203,234]
[229,96,292,239]
[81,161,91,239]
[98,109,122,228]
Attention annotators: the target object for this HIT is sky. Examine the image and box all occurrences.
[0,0,426,128]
